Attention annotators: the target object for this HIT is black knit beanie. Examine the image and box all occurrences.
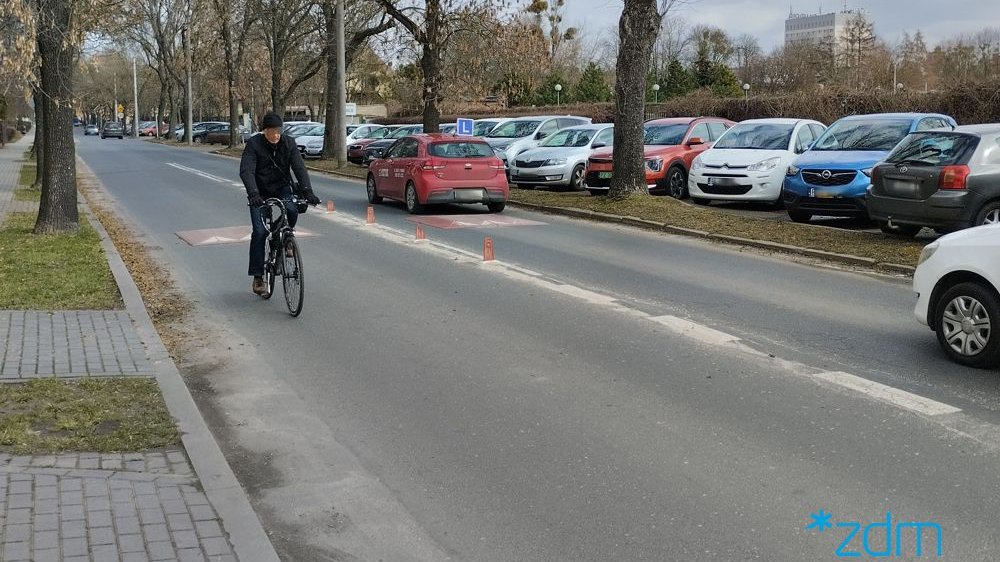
[261,112,283,130]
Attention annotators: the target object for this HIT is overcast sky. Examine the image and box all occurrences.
[563,0,1000,53]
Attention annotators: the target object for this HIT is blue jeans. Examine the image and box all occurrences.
[248,187,298,276]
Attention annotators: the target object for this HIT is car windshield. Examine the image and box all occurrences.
[643,124,689,146]
[541,128,597,147]
[428,142,494,158]
[812,119,913,151]
[388,127,417,139]
[302,125,324,136]
[487,120,541,138]
[885,132,978,166]
[440,124,457,133]
[713,123,794,150]
[474,121,499,136]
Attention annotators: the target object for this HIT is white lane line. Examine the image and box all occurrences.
[811,371,961,416]
[648,315,741,346]
[167,162,239,186]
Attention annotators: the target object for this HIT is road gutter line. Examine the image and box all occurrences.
[811,371,961,416]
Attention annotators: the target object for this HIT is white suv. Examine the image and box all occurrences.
[912,224,1000,368]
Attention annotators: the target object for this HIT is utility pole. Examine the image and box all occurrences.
[132,59,140,139]
[184,0,194,145]
[333,0,347,165]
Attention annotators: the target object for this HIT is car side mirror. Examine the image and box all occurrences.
[536,131,548,140]
[686,137,705,146]
[591,143,606,149]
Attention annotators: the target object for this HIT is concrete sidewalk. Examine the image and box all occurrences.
[0,132,277,560]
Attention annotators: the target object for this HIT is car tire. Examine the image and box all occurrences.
[973,200,1000,227]
[569,164,586,191]
[692,197,711,206]
[194,136,202,144]
[934,282,1000,368]
[366,175,383,204]
[487,202,506,213]
[878,221,922,237]
[405,182,424,214]
[666,166,688,199]
[787,210,812,223]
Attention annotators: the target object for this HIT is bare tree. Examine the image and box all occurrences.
[840,11,876,89]
[212,0,258,146]
[732,33,761,85]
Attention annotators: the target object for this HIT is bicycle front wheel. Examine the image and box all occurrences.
[282,235,304,317]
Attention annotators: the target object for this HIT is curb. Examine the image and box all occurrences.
[77,160,281,562]
[509,200,917,276]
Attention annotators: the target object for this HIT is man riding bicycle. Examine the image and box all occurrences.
[240,112,321,295]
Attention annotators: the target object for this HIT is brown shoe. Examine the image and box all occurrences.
[252,276,267,295]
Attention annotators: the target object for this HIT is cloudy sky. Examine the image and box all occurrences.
[562,0,1000,52]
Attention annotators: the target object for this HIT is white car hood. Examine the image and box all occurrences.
[935,223,1000,247]
[297,135,324,145]
[698,148,791,167]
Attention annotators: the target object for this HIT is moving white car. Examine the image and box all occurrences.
[688,118,826,206]
[912,224,1000,368]
[509,124,613,190]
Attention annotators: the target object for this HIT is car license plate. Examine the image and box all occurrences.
[815,192,837,199]
[599,172,613,179]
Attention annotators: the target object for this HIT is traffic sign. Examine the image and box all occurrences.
[346,103,357,116]
[456,118,474,136]
[117,112,124,119]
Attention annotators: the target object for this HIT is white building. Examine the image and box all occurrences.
[784,9,858,52]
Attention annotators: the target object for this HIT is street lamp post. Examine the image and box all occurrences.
[742,83,751,102]
[554,83,562,106]
[652,83,660,104]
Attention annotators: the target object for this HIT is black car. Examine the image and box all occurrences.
[867,124,1000,236]
[101,122,124,139]
[363,125,424,165]
[191,123,227,143]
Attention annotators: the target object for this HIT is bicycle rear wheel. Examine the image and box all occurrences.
[282,235,304,317]
[261,236,276,299]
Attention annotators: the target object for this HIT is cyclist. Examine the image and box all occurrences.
[240,112,321,295]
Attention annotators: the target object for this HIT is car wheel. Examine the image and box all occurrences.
[934,282,1000,368]
[692,197,711,206]
[787,210,812,223]
[487,202,506,213]
[194,136,202,144]
[405,182,424,214]
[878,221,922,237]
[973,200,1000,226]
[570,164,586,191]
[366,175,383,204]
[666,166,688,199]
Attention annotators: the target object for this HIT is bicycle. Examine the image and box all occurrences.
[259,196,307,316]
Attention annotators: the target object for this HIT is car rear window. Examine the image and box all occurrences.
[812,118,912,151]
[428,142,494,158]
[885,132,979,166]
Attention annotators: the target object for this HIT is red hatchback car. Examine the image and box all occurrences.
[366,134,509,213]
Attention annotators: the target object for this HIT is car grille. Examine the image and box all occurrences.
[802,170,857,186]
[786,195,866,213]
[514,160,545,168]
[585,172,611,188]
[697,184,752,195]
[589,158,612,165]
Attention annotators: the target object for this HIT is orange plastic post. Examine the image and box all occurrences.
[366,206,375,224]
[483,237,495,261]
[326,199,335,213]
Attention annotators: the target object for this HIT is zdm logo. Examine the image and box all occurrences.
[806,509,943,558]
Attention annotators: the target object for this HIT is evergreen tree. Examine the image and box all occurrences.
[663,59,695,97]
[575,62,612,102]
[536,72,570,105]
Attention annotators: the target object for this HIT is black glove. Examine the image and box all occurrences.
[303,189,321,205]
[249,194,265,207]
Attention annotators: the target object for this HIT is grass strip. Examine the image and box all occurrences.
[0,378,179,454]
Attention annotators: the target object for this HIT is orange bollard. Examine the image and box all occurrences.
[366,206,375,225]
[415,224,427,241]
[483,237,495,261]
[326,199,335,213]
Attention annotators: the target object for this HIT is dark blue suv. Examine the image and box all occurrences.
[782,113,957,223]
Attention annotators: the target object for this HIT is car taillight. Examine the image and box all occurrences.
[490,159,505,170]
[421,159,446,171]
[939,165,970,190]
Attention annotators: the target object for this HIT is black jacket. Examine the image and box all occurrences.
[239,133,312,199]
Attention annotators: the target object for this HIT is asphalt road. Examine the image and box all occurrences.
[78,134,1000,561]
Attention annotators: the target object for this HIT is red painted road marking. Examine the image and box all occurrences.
[407,215,547,229]
[176,226,318,247]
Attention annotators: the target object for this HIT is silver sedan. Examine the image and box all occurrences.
[509,125,614,190]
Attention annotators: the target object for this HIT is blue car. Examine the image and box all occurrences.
[782,113,957,222]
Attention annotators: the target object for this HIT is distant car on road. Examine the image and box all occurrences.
[689,118,827,206]
[586,117,735,198]
[912,224,1000,368]
[101,122,124,139]
[867,124,1000,236]
[84,124,100,136]
[509,124,614,190]
[782,112,957,223]
[366,134,509,214]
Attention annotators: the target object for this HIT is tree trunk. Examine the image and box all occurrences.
[271,62,284,115]
[34,0,79,234]
[32,85,44,189]
[420,0,442,133]
[321,0,338,161]
[608,0,661,199]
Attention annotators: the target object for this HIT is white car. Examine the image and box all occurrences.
[298,124,389,157]
[688,118,826,205]
[484,116,593,172]
[509,124,613,190]
[912,224,1000,368]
